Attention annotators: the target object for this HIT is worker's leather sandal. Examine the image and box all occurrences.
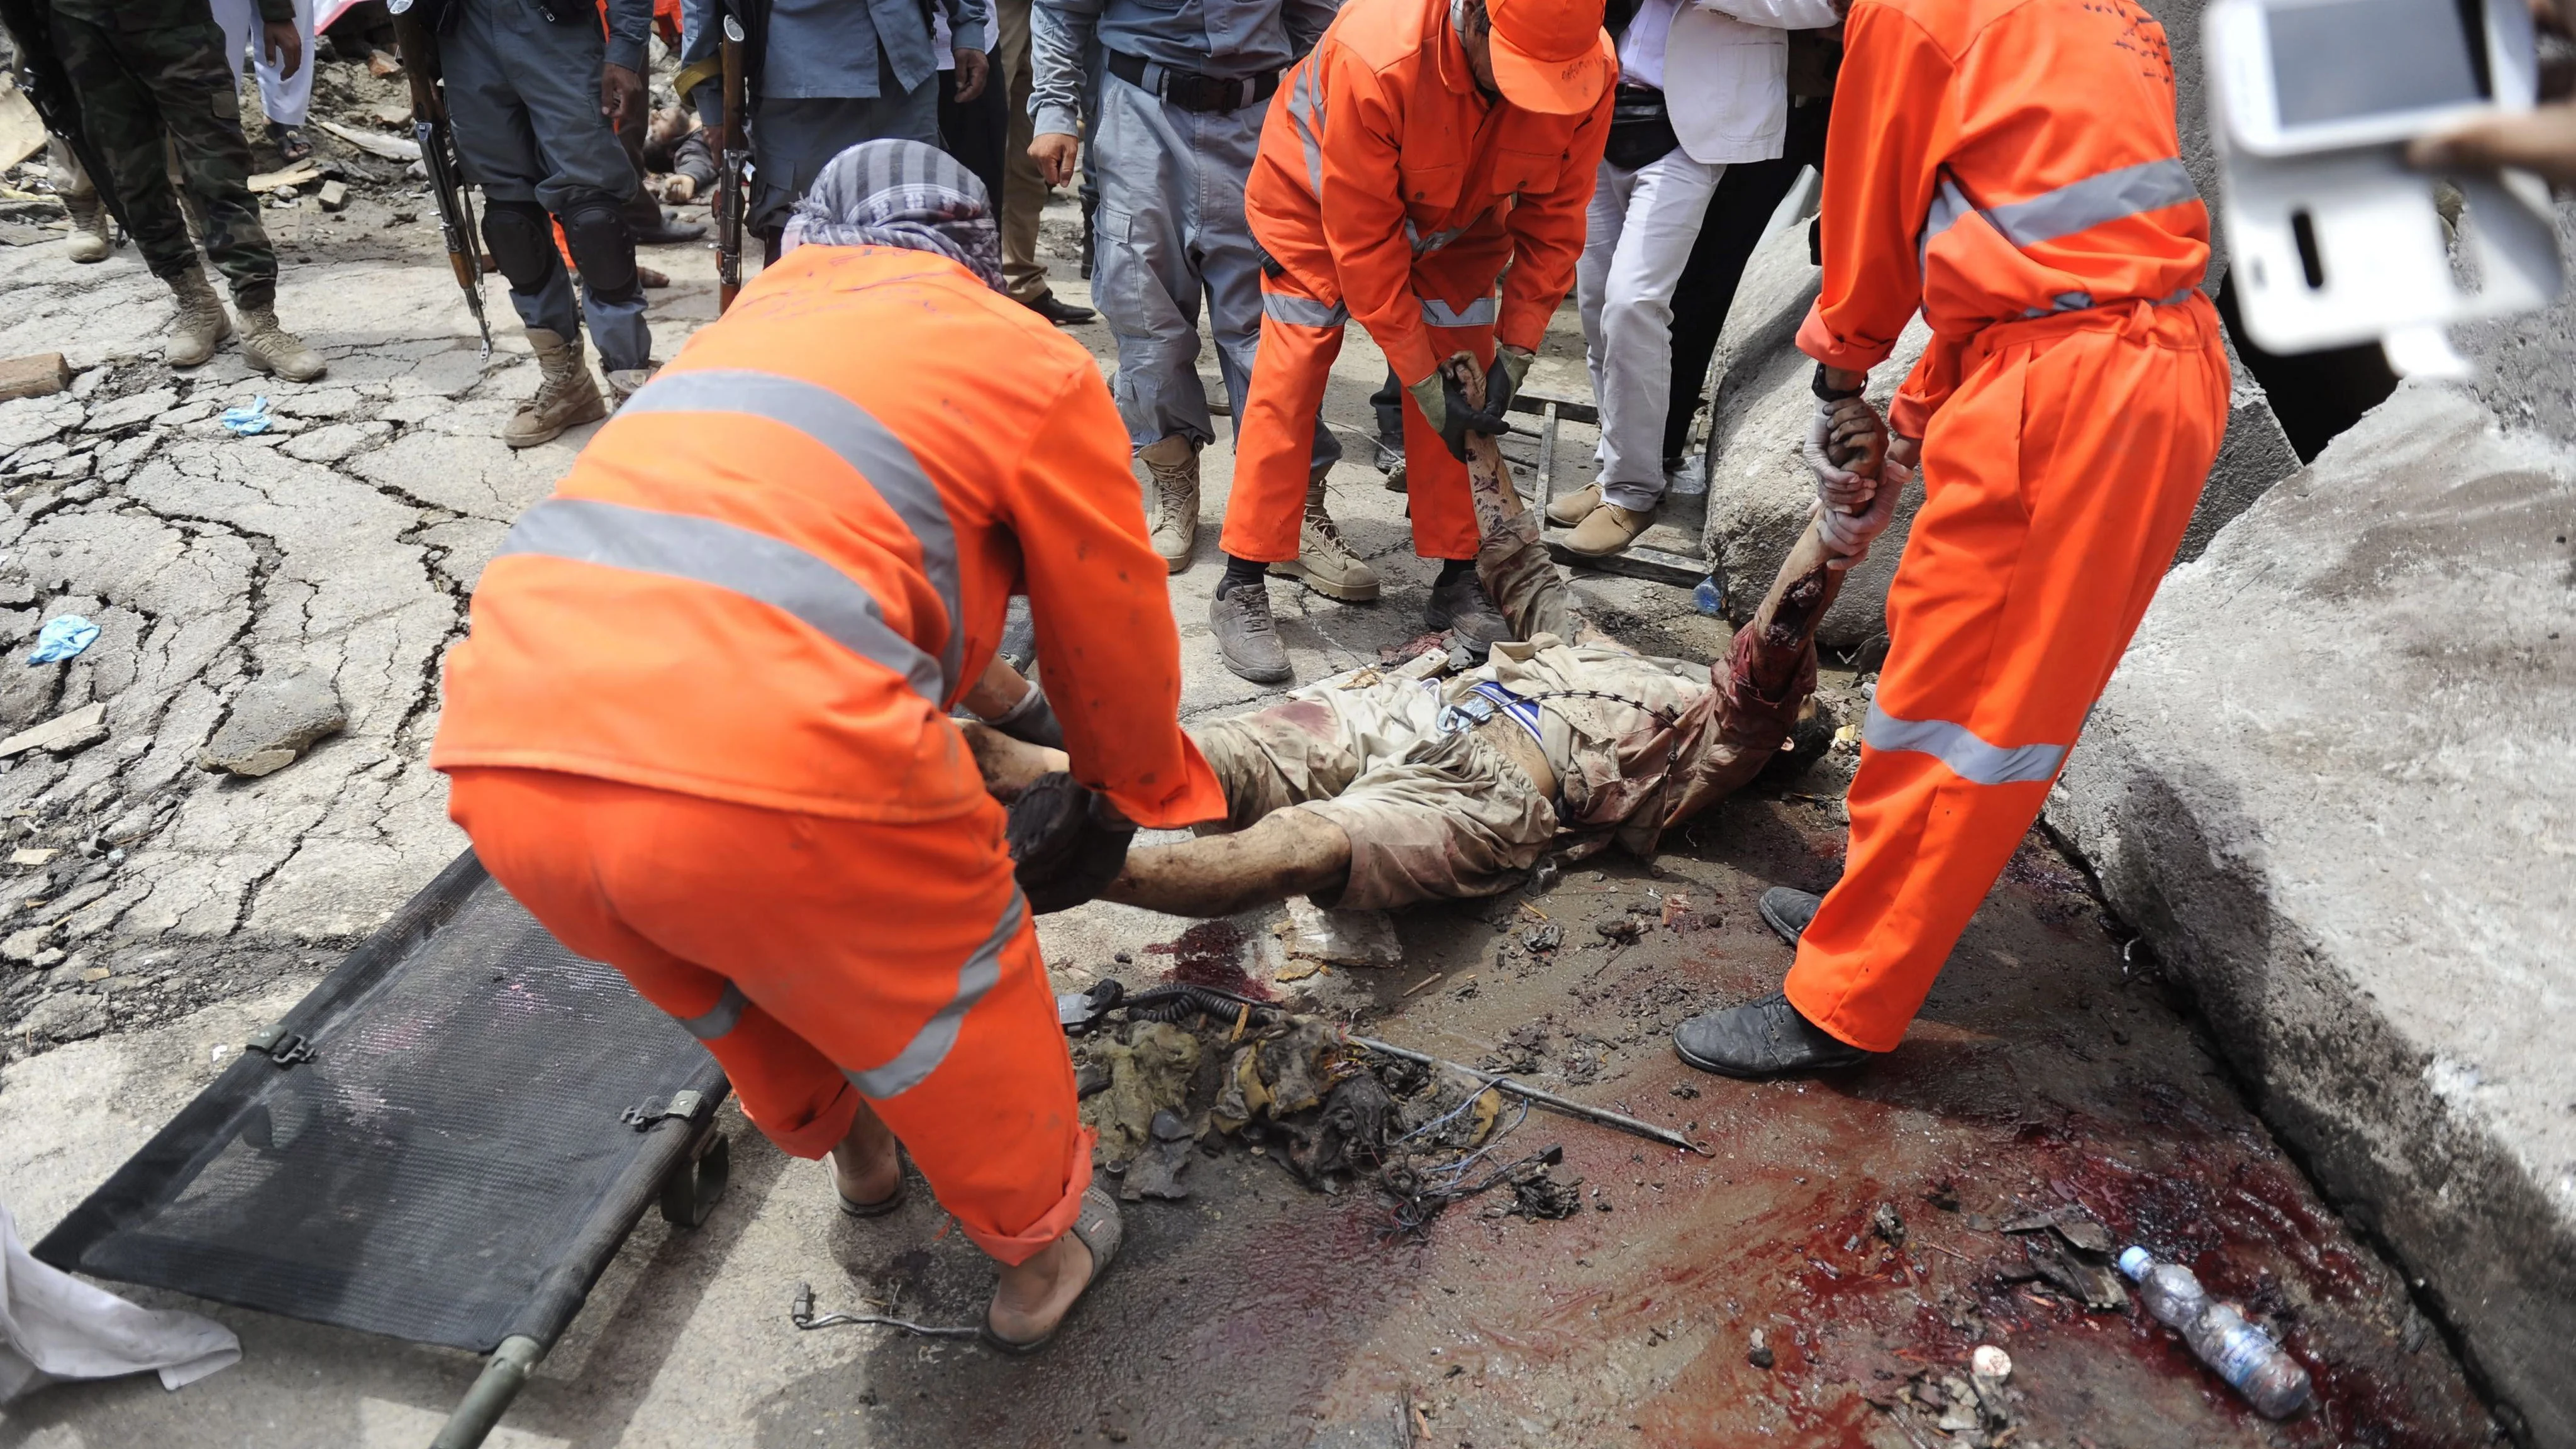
[1757,886,1824,946]
[979,1185,1123,1356]
[833,1148,909,1218]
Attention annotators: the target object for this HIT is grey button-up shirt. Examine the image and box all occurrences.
[1030,0,1336,136]
[684,0,988,103]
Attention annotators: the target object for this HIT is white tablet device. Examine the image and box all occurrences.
[2211,0,2538,157]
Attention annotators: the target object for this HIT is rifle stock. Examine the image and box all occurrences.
[391,3,495,357]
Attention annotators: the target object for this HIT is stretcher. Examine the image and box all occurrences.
[33,849,732,1449]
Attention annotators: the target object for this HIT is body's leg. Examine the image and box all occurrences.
[1783,303,2232,1051]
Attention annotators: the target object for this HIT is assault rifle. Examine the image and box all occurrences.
[388,0,494,357]
[716,11,749,311]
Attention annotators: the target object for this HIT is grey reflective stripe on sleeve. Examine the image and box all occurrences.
[676,982,748,1041]
[1287,67,1325,196]
[1262,291,1349,328]
[618,368,962,698]
[1421,295,1496,328]
[843,888,1027,1099]
[1921,157,2199,262]
[497,497,947,703]
[1403,218,1470,255]
[1863,699,2066,786]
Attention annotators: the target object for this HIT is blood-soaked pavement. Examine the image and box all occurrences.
[755,724,2500,1449]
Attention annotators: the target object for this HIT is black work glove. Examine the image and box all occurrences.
[1005,772,1135,913]
[1409,370,1514,463]
[1483,344,1533,429]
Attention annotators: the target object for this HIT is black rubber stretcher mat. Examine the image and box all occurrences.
[34,849,729,1354]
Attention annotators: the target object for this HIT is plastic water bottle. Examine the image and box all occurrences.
[1692,575,1724,617]
[2119,1246,2313,1418]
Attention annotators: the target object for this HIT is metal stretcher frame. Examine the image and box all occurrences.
[32,848,734,1449]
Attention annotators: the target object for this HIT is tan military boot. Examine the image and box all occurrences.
[236,306,328,382]
[504,329,608,449]
[1268,475,1380,602]
[64,192,110,264]
[165,269,231,369]
[1139,434,1199,573]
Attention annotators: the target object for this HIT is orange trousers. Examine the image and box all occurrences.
[1784,296,2230,1052]
[1220,267,1494,563]
[446,767,1094,1265]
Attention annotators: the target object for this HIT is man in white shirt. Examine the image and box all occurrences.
[1553,0,1839,557]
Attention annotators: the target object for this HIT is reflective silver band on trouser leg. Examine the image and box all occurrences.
[1421,295,1497,328]
[495,497,948,703]
[1261,291,1348,328]
[1861,699,2066,787]
[842,888,1028,1099]
[608,368,965,697]
[676,982,748,1040]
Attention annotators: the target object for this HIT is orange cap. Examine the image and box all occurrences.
[1485,0,1614,114]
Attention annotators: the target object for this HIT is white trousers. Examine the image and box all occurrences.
[211,0,316,130]
[1578,148,1724,513]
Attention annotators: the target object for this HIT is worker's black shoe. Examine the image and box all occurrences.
[1023,291,1097,327]
[1758,886,1823,947]
[1424,572,1513,652]
[1674,994,1878,1079]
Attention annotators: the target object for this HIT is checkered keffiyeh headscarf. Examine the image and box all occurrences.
[779,139,1006,292]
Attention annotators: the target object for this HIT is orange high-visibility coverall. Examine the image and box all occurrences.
[1782,0,2229,1051]
[1219,0,1611,564]
[432,245,1225,1263]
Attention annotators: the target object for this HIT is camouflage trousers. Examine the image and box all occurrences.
[50,6,277,307]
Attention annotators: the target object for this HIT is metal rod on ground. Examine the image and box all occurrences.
[430,1334,545,1449]
[1346,1035,1707,1155]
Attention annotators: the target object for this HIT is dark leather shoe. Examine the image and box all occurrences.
[1424,572,1513,652]
[1758,887,1823,946]
[1023,291,1097,326]
[1674,994,1877,1079]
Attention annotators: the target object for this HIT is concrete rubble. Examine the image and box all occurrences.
[196,669,346,778]
[2049,382,2576,1446]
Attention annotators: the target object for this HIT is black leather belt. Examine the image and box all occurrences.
[1106,49,1280,114]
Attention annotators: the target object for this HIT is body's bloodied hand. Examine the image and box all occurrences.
[1814,460,1909,570]
[1006,772,1137,912]
[1804,395,1887,511]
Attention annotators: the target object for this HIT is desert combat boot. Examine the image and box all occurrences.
[1268,475,1380,602]
[64,192,110,264]
[504,328,608,449]
[1140,434,1200,572]
[165,269,231,369]
[236,306,328,382]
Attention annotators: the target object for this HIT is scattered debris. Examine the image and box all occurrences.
[196,670,347,778]
[9,848,58,866]
[1593,912,1644,943]
[2012,1227,2129,1310]
[1400,972,1444,997]
[1521,921,1562,953]
[1999,1201,2114,1253]
[316,180,350,213]
[1279,896,1403,969]
[25,614,99,665]
[0,702,106,759]
[247,161,324,194]
[1871,1201,1906,1248]
[1747,1327,1774,1370]
[219,397,274,436]
[316,119,420,161]
[789,1282,978,1341]
[0,352,69,401]
[1119,1109,1196,1202]
[1971,1343,2012,1380]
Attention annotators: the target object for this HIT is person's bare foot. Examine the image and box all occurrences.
[985,1231,1095,1345]
[829,1103,902,1208]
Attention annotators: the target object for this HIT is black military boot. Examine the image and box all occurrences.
[1758,886,1823,945]
[1674,994,1877,1079]
[1424,566,1513,653]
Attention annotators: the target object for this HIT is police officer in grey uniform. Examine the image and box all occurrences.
[430,0,655,448]
[1029,0,1372,601]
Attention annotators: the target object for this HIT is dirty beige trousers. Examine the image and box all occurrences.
[993,0,1050,304]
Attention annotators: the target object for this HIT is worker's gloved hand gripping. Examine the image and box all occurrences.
[1006,773,1136,913]
[1407,346,1532,462]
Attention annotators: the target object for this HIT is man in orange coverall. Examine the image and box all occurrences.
[433,141,1225,1352]
[1202,0,1613,684]
[1672,0,2229,1076]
